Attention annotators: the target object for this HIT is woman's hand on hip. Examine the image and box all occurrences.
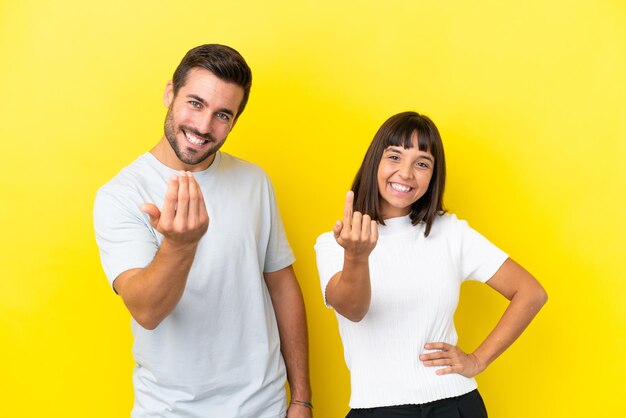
[419,342,486,378]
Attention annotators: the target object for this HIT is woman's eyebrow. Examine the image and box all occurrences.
[385,147,434,162]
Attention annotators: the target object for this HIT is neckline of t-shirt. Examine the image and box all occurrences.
[377,215,424,236]
[143,151,222,178]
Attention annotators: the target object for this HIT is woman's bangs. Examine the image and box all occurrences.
[384,120,434,154]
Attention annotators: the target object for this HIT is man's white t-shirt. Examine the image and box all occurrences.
[94,151,294,418]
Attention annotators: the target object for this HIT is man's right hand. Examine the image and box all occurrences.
[113,171,209,329]
[141,171,209,246]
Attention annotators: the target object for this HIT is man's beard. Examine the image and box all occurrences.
[163,108,223,166]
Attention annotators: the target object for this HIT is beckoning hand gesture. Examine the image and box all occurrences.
[141,171,209,246]
[333,191,378,260]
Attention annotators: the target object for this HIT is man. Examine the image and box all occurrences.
[94,44,312,418]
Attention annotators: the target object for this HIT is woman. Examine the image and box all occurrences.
[315,111,547,417]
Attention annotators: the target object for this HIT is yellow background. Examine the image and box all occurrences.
[2,0,625,416]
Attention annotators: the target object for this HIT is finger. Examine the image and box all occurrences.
[422,357,454,367]
[424,342,451,351]
[176,171,190,221]
[436,366,457,376]
[140,203,161,228]
[161,175,179,220]
[351,211,363,237]
[371,220,379,243]
[333,220,343,240]
[343,191,354,230]
[361,214,372,241]
[187,172,199,225]
[196,178,209,225]
[419,351,451,361]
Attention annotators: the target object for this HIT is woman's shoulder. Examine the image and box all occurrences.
[433,211,461,226]
[429,212,469,237]
[315,231,337,247]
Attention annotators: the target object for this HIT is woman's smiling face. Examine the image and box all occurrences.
[376,134,435,219]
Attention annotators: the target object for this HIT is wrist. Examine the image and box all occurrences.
[160,237,199,254]
[470,351,489,373]
[290,399,313,409]
[343,252,369,264]
[290,385,311,403]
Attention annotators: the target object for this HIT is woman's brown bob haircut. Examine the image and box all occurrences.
[352,111,447,237]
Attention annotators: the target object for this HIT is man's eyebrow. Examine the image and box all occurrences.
[187,94,235,116]
[187,94,207,105]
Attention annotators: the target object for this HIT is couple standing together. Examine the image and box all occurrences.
[94,44,547,418]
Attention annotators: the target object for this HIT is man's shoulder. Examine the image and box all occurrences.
[219,152,266,175]
[104,152,155,182]
[95,153,158,203]
[217,152,272,187]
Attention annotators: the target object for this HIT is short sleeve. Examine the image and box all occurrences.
[455,217,508,283]
[262,177,295,273]
[314,232,344,307]
[93,185,159,289]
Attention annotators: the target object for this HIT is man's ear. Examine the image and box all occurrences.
[229,116,239,131]
[163,81,174,107]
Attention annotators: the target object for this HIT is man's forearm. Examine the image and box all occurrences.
[114,238,198,329]
[264,267,312,401]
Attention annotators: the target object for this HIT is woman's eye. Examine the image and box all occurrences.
[388,155,399,161]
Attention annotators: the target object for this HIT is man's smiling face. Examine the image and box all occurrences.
[162,67,244,171]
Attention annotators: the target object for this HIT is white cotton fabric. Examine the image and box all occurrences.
[315,213,508,408]
[94,151,294,418]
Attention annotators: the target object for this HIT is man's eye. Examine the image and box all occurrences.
[189,101,201,108]
[216,112,230,121]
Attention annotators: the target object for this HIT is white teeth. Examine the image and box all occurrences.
[185,131,206,145]
[390,183,412,192]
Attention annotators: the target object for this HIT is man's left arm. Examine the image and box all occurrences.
[264,265,312,418]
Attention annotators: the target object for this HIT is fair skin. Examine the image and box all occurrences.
[265,267,312,418]
[113,67,311,416]
[326,136,547,378]
[154,67,243,172]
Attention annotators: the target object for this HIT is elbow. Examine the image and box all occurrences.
[537,287,548,307]
[529,285,548,312]
[326,286,371,323]
[133,311,164,331]
[346,312,367,323]
[138,320,160,331]
[336,303,370,323]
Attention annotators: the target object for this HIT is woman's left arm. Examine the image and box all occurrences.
[420,258,548,377]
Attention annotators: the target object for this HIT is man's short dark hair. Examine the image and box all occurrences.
[351,111,447,237]
[172,44,252,118]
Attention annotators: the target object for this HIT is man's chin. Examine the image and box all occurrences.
[178,149,216,167]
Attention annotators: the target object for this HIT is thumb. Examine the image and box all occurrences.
[332,220,343,240]
[141,203,161,228]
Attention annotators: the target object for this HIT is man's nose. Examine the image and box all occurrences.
[197,113,214,135]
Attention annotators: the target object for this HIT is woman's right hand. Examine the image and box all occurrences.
[333,191,378,259]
